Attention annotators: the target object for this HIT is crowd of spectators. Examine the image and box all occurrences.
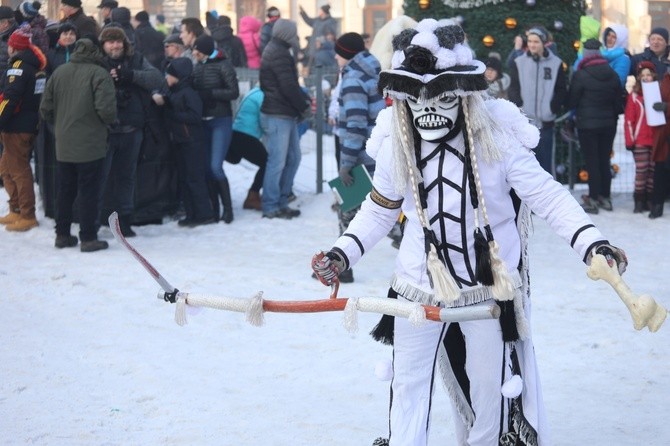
[1,4,670,256]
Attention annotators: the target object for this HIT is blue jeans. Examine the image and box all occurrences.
[203,116,233,181]
[260,114,301,213]
[533,125,554,176]
[101,129,143,216]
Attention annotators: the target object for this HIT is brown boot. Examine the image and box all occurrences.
[0,212,20,225]
[5,216,38,232]
[243,190,262,211]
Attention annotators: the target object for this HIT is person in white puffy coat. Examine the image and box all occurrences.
[311,20,628,446]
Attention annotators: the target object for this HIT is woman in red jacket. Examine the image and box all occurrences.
[650,66,670,219]
[624,61,656,212]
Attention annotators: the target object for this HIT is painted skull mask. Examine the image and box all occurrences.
[407,95,461,142]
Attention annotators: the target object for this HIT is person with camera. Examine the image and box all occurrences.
[98,26,163,237]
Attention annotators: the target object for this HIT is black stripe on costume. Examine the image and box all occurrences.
[342,234,364,257]
[370,187,403,209]
[570,224,595,248]
[331,247,351,270]
[583,240,609,263]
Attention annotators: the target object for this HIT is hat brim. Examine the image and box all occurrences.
[379,60,487,100]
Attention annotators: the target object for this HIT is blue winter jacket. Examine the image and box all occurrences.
[233,87,264,139]
[337,50,385,170]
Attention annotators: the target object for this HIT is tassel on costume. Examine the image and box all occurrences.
[484,225,515,301]
[499,299,519,342]
[474,227,494,285]
[370,290,398,345]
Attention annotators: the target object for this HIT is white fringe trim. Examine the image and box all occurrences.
[390,272,522,308]
[245,292,265,327]
[343,297,359,333]
[438,345,475,428]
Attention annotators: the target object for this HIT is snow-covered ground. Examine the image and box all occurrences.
[1,131,668,445]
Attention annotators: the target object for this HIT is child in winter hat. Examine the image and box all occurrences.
[18,1,41,20]
[334,32,365,60]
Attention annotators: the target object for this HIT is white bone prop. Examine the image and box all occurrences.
[586,254,667,332]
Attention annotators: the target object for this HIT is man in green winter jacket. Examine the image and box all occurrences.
[40,38,117,252]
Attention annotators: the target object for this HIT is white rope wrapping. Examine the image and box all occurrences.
[174,293,188,326]
[343,297,359,333]
[394,100,461,304]
[245,292,265,327]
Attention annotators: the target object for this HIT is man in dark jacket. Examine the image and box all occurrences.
[134,10,165,69]
[567,38,623,214]
[259,6,280,55]
[159,57,215,227]
[0,25,46,232]
[59,0,99,40]
[259,18,309,219]
[99,26,163,237]
[209,15,247,68]
[629,27,670,77]
[97,0,117,27]
[40,38,117,252]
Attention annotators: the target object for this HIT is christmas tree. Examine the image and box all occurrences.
[404,0,586,68]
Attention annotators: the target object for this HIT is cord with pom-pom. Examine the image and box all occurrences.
[174,293,188,326]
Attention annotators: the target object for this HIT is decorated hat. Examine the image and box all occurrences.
[8,24,32,51]
[19,1,41,19]
[379,19,487,101]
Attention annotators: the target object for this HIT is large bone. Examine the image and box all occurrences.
[587,254,667,332]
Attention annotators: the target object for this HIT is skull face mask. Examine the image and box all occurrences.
[407,95,461,142]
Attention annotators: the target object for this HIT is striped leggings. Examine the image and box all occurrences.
[633,145,654,194]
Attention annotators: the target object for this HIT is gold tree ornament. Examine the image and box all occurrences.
[418,0,431,9]
[573,39,581,51]
[504,17,517,29]
[482,35,495,47]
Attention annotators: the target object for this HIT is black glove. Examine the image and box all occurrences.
[115,66,134,85]
[652,102,667,112]
[625,146,634,152]
[339,166,354,186]
[588,243,628,275]
[311,250,347,286]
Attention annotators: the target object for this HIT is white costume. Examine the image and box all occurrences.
[315,19,616,446]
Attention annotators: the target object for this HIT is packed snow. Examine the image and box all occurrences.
[1,131,668,445]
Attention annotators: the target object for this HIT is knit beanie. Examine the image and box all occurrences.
[0,6,14,20]
[582,38,601,58]
[58,22,79,39]
[484,57,502,80]
[650,27,669,44]
[135,11,149,23]
[267,6,280,18]
[8,25,32,51]
[335,32,365,60]
[193,34,215,56]
[19,1,40,19]
[637,60,656,76]
[60,0,81,8]
[321,4,331,15]
[526,26,547,44]
[166,57,193,80]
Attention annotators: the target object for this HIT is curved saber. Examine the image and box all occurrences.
[109,211,500,328]
[161,290,501,325]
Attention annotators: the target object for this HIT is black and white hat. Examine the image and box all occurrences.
[379,19,487,101]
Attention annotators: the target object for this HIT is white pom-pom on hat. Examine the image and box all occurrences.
[501,374,523,398]
[415,18,439,33]
[411,31,440,54]
[454,44,474,65]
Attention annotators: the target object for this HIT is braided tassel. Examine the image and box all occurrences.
[427,243,460,303]
[486,226,515,301]
[474,227,494,285]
